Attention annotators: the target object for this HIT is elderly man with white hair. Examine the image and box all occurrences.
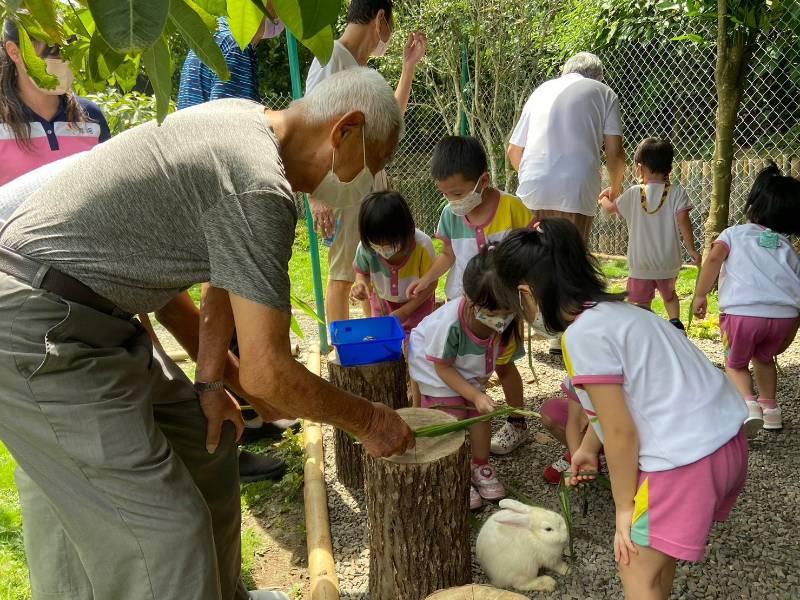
[507,52,626,245]
[0,67,413,600]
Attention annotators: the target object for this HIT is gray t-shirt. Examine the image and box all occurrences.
[0,99,297,314]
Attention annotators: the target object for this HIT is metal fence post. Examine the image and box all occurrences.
[287,31,329,352]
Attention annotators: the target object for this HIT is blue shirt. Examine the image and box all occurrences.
[177,18,260,109]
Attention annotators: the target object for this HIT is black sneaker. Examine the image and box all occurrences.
[669,318,686,333]
[240,419,301,445]
[239,450,286,483]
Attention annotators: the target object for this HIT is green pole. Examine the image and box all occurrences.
[287,31,329,352]
[459,44,469,136]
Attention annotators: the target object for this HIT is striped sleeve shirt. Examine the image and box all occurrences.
[177,18,259,109]
[0,95,110,186]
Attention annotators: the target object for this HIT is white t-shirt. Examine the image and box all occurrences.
[510,73,623,216]
[562,302,746,472]
[306,41,359,94]
[616,182,692,279]
[715,223,800,318]
[408,298,522,398]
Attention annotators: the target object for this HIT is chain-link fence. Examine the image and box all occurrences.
[267,15,800,259]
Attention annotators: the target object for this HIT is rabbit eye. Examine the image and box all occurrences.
[545,527,553,532]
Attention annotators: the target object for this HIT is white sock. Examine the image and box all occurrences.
[244,415,264,429]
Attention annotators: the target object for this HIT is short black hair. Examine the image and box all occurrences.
[431,136,488,182]
[634,137,674,176]
[493,219,626,334]
[462,248,522,345]
[745,162,800,236]
[347,0,393,26]
[358,191,415,251]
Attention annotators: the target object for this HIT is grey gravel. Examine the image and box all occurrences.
[290,312,800,599]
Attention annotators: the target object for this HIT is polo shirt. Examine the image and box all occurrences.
[177,18,260,109]
[0,95,110,185]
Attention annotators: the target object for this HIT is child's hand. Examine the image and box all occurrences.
[692,294,708,319]
[471,392,496,414]
[566,447,599,487]
[597,187,612,203]
[614,503,638,566]
[688,249,702,266]
[406,277,429,298]
[350,282,370,303]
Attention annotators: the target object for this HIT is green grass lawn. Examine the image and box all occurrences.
[0,443,28,600]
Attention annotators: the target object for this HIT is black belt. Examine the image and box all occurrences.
[0,246,133,320]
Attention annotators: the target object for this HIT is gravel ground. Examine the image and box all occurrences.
[316,325,800,600]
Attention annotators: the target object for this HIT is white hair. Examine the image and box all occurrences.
[562,52,604,81]
[295,67,404,143]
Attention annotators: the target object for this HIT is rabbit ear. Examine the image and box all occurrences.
[499,499,532,514]
[494,512,530,529]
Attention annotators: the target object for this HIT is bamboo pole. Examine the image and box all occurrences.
[303,344,340,600]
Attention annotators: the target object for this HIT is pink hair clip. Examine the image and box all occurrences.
[531,219,544,233]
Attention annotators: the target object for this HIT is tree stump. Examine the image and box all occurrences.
[426,585,528,600]
[365,408,471,600]
[328,358,408,491]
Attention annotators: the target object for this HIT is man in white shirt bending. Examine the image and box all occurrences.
[507,52,626,244]
[306,0,427,326]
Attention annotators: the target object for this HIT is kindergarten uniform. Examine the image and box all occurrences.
[436,192,533,300]
[714,224,800,368]
[562,302,748,561]
[408,298,523,419]
[353,229,436,333]
[615,182,691,304]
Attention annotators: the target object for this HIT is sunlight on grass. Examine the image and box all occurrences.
[0,443,30,600]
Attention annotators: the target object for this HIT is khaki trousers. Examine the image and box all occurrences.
[0,273,246,600]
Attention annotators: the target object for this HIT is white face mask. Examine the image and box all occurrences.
[23,57,74,95]
[371,243,401,260]
[447,180,483,217]
[474,306,515,334]
[260,17,285,39]
[311,129,375,210]
[372,17,391,57]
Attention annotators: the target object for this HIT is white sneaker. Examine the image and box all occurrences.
[548,336,562,355]
[490,421,528,455]
[470,485,483,510]
[763,405,783,430]
[744,400,764,438]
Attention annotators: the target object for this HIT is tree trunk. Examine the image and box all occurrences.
[426,585,529,600]
[365,408,472,600]
[328,358,409,491]
[705,11,754,255]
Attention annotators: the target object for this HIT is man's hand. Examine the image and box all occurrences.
[471,392,497,415]
[692,294,708,319]
[309,197,335,238]
[359,402,416,457]
[350,281,370,303]
[199,389,245,454]
[614,503,638,565]
[403,31,427,69]
[598,187,613,203]
[688,249,702,266]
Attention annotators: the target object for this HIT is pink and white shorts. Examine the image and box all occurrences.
[631,429,748,562]
[720,314,798,369]
[627,277,677,304]
[420,394,480,420]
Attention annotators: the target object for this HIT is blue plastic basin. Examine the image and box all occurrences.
[330,316,405,366]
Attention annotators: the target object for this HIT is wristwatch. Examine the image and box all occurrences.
[194,380,224,394]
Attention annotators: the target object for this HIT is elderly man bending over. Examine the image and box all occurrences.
[508,52,626,243]
[0,67,413,600]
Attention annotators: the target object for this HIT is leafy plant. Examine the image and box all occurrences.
[85,89,170,135]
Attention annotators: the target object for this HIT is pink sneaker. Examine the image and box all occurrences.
[470,485,483,510]
[744,400,764,438]
[762,405,783,430]
[471,463,506,501]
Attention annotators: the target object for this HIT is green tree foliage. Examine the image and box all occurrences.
[2,0,341,121]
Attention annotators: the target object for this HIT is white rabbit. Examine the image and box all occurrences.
[476,498,570,593]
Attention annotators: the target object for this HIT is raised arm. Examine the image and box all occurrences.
[229,293,415,457]
[394,32,427,114]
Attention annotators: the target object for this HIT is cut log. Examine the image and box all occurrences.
[365,408,471,600]
[328,358,408,491]
[426,585,528,600]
